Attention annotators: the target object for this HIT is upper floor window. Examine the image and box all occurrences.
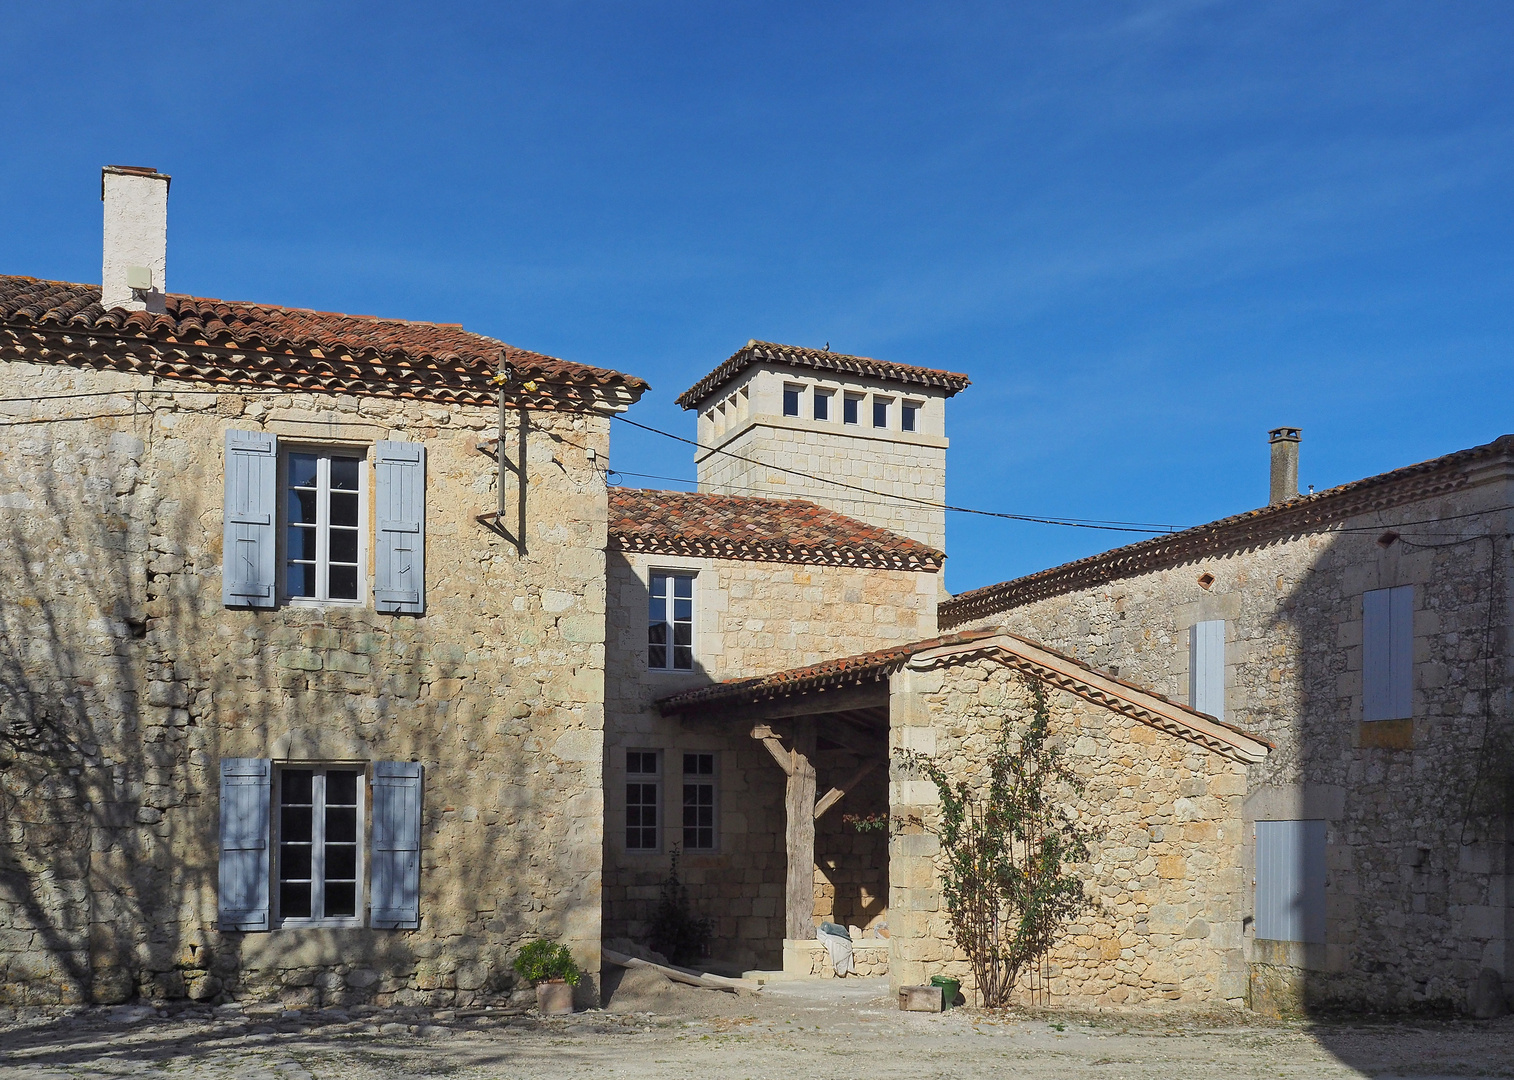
[1189,619,1225,721]
[843,394,861,425]
[286,451,365,603]
[872,397,890,429]
[814,390,831,421]
[783,385,802,417]
[1364,585,1413,721]
[901,402,920,432]
[649,572,695,670]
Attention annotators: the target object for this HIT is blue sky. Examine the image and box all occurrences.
[3,2,1511,593]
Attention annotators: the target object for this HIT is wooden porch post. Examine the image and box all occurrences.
[784,719,817,942]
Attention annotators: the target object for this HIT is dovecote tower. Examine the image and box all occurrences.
[675,341,970,552]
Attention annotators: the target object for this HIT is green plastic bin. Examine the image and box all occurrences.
[929,975,961,1010]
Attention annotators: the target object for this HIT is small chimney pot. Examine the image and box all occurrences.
[101,165,170,313]
[1269,427,1301,506]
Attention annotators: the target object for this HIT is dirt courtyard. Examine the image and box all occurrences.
[3,978,1513,1080]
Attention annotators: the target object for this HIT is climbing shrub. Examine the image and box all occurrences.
[899,675,1097,1008]
[648,845,712,965]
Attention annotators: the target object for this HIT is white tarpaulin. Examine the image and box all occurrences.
[817,923,853,977]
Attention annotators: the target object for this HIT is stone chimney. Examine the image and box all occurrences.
[1269,427,1301,506]
[101,166,170,313]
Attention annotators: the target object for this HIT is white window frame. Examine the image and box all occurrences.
[682,752,717,851]
[901,400,921,432]
[626,749,662,853]
[843,393,861,425]
[872,395,892,429]
[274,764,367,929]
[782,384,803,417]
[648,571,696,672]
[280,446,369,606]
[813,389,832,422]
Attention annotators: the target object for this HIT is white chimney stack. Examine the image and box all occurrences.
[101,166,170,313]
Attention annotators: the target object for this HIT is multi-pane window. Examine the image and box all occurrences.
[813,390,831,421]
[649,572,695,670]
[626,750,660,850]
[901,402,919,432]
[683,753,716,850]
[286,451,364,602]
[843,394,860,425]
[782,385,801,417]
[277,767,363,925]
[872,397,890,428]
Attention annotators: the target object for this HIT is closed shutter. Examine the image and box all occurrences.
[218,758,272,930]
[222,430,278,608]
[1364,586,1414,721]
[373,441,425,615]
[371,761,423,928]
[1189,619,1226,721]
[1255,819,1327,943]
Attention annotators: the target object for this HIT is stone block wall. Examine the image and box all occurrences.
[947,476,1514,1013]
[888,660,1251,1008]
[602,549,937,969]
[0,361,612,1007]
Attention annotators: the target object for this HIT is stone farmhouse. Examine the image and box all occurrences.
[0,166,1508,1019]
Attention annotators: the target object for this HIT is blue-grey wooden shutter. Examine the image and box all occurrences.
[1255,819,1326,943]
[371,761,422,928]
[1364,586,1413,721]
[218,758,272,930]
[1189,619,1225,721]
[374,441,425,615]
[222,430,278,608]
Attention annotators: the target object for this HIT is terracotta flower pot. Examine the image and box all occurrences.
[536,979,574,1015]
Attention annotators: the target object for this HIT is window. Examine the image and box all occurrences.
[901,402,919,432]
[872,397,890,429]
[813,390,831,421]
[1189,620,1225,721]
[286,451,365,602]
[276,766,364,926]
[683,753,716,850]
[783,385,802,417]
[626,750,660,850]
[217,758,421,932]
[1255,819,1326,943]
[1364,586,1413,721]
[649,572,695,670]
[843,394,861,425]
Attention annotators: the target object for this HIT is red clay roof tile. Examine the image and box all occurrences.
[676,340,970,409]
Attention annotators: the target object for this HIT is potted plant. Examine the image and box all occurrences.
[512,939,581,1015]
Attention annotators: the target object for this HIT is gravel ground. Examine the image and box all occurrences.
[3,979,1513,1080]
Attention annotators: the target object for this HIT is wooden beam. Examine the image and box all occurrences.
[750,724,794,776]
[784,718,817,942]
[813,757,883,821]
[666,682,889,725]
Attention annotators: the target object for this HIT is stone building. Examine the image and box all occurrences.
[0,167,647,1007]
[939,432,1514,1015]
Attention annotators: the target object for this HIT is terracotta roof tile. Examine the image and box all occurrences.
[0,275,648,412]
[941,434,1514,629]
[609,487,944,571]
[676,340,970,410]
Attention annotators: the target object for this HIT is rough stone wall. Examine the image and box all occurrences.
[602,549,937,969]
[0,361,612,1008]
[948,478,1514,1013]
[888,660,1250,1007]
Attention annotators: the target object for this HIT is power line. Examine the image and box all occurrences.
[611,415,1187,535]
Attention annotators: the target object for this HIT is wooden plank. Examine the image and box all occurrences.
[601,947,759,992]
[666,682,889,724]
[750,724,794,775]
[785,719,818,941]
[813,757,882,821]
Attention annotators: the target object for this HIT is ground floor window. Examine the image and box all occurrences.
[1255,819,1327,943]
[683,752,716,850]
[626,750,661,850]
[277,766,364,925]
